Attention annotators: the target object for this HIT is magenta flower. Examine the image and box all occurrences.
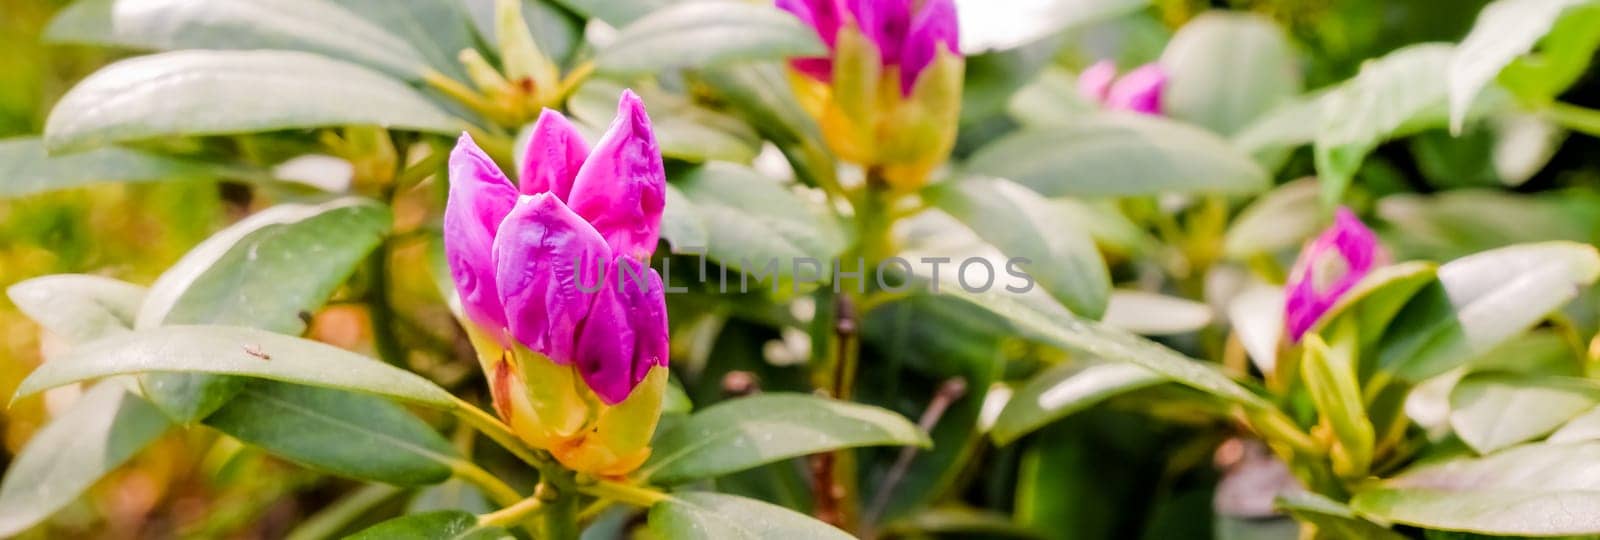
[444,90,668,405]
[776,0,960,96]
[1284,208,1388,342]
[1078,60,1167,115]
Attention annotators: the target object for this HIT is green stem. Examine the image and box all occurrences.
[366,242,407,367]
[284,484,404,540]
[539,473,581,540]
[478,493,548,528]
[449,459,523,508]
[450,396,546,467]
[579,480,668,507]
[1547,101,1600,136]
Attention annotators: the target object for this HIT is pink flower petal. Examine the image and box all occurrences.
[493,193,613,363]
[566,90,667,261]
[1285,208,1388,341]
[518,108,590,200]
[444,133,519,335]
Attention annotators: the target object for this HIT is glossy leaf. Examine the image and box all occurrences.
[1449,372,1600,454]
[942,288,1271,409]
[136,198,391,423]
[925,177,1110,319]
[204,381,459,485]
[347,510,510,539]
[957,0,1147,53]
[0,137,232,198]
[990,361,1163,445]
[1377,189,1600,261]
[660,183,709,252]
[1378,242,1600,382]
[638,393,928,484]
[44,50,462,152]
[695,63,837,190]
[595,2,824,75]
[1222,178,1322,258]
[1448,0,1600,130]
[44,0,432,80]
[1101,290,1213,336]
[1276,492,1407,540]
[568,79,760,163]
[13,325,458,409]
[1159,12,1301,136]
[965,113,1269,198]
[0,383,173,537]
[1351,441,1600,535]
[647,491,853,539]
[671,163,846,292]
[6,274,144,343]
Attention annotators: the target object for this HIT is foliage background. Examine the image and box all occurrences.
[4,0,1600,538]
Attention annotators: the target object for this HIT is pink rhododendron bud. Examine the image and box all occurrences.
[1285,208,1388,342]
[1078,61,1167,115]
[443,89,669,476]
[778,0,962,189]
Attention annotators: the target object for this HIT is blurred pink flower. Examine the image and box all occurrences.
[1078,61,1167,115]
[1284,208,1388,342]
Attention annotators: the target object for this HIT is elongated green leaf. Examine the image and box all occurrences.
[943,289,1270,409]
[13,325,457,409]
[44,0,431,80]
[648,492,853,539]
[1101,290,1213,336]
[695,63,837,191]
[991,361,1163,445]
[283,484,406,540]
[1222,178,1321,258]
[1378,189,1600,261]
[205,381,458,485]
[671,163,846,292]
[554,0,669,27]
[1449,373,1600,454]
[0,137,230,198]
[44,50,463,152]
[1449,0,1600,131]
[7,274,144,343]
[568,79,760,163]
[596,2,824,75]
[1378,242,1600,382]
[459,0,579,68]
[1301,327,1373,477]
[1314,44,1463,206]
[965,113,1269,198]
[1350,441,1600,535]
[136,198,391,423]
[1276,492,1406,540]
[1498,3,1600,108]
[0,383,173,537]
[639,393,929,484]
[925,177,1110,319]
[1551,405,1600,443]
[1159,12,1300,136]
[347,510,509,539]
[660,183,709,252]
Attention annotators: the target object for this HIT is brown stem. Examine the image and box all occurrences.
[862,377,968,534]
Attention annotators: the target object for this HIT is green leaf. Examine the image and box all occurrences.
[1159,12,1301,136]
[13,325,458,409]
[568,79,760,163]
[924,177,1110,319]
[44,50,463,152]
[284,484,407,540]
[44,0,433,80]
[460,0,582,68]
[1301,325,1374,477]
[1449,372,1600,454]
[942,288,1271,409]
[1101,290,1214,336]
[990,361,1163,445]
[648,491,853,539]
[347,510,510,539]
[204,380,458,485]
[1350,441,1600,536]
[1232,91,1330,158]
[660,183,709,252]
[0,137,231,198]
[554,0,667,27]
[1314,44,1475,207]
[1222,178,1321,258]
[638,393,929,485]
[595,2,824,76]
[1448,0,1600,131]
[6,274,144,343]
[886,507,1046,539]
[1497,3,1600,108]
[695,63,837,191]
[1309,261,1440,355]
[1551,405,1600,443]
[1378,242,1600,382]
[671,162,846,292]
[136,198,391,423]
[1377,189,1600,261]
[965,113,1269,198]
[0,383,173,537]
[1276,492,1407,540]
